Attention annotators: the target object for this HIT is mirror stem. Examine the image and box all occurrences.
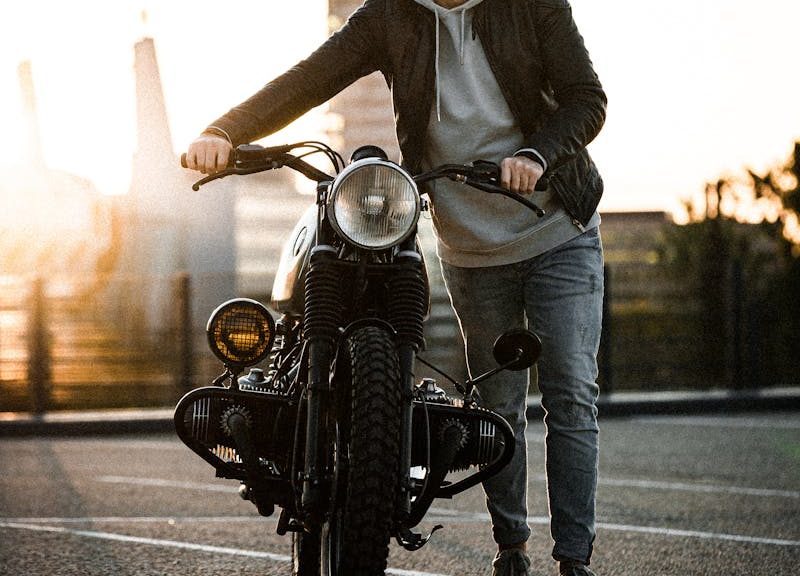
[463,349,523,398]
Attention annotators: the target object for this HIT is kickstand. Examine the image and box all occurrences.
[395,525,444,551]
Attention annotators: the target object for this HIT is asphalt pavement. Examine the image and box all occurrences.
[1,410,799,575]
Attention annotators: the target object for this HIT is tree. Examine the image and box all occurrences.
[661,141,800,388]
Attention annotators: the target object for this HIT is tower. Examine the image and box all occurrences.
[121,36,236,332]
[17,61,44,168]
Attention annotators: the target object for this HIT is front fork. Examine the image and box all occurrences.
[300,246,340,516]
[300,338,331,515]
[300,239,427,522]
[391,243,428,521]
[397,343,417,519]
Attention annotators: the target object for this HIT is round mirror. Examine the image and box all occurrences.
[492,328,542,371]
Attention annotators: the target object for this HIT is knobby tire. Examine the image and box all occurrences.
[292,326,402,576]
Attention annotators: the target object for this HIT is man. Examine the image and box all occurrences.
[185,1,606,574]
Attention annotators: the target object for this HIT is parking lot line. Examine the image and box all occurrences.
[0,521,449,576]
[595,521,800,547]
[4,511,799,554]
[87,475,800,550]
[0,521,291,561]
[99,471,800,501]
[0,516,266,524]
[97,475,238,493]
[597,476,800,498]
[632,415,800,429]
[530,473,800,499]
[423,509,800,547]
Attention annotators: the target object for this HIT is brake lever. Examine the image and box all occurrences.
[456,176,546,217]
[461,161,548,216]
[189,163,281,191]
[190,170,233,191]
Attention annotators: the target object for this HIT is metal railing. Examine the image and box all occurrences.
[1,260,794,414]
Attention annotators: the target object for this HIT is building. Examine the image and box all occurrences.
[0,62,113,285]
[117,37,237,332]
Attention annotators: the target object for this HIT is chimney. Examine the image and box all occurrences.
[131,37,174,172]
[17,61,45,167]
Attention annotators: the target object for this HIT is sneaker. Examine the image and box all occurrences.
[559,560,596,576]
[492,548,532,576]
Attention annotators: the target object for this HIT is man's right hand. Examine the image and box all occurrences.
[184,134,233,174]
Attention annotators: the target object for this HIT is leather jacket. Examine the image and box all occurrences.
[210,0,607,226]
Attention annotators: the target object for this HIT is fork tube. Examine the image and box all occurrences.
[389,243,428,518]
[300,246,340,515]
[301,340,330,513]
[397,344,416,517]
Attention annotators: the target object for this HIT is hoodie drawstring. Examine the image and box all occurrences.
[420,0,483,122]
[434,10,441,121]
[433,8,467,122]
[459,9,466,65]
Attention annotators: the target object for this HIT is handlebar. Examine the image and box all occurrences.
[415,162,547,217]
[181,143,338,191]
[182,142,545,217]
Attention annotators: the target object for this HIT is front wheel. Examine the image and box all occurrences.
[292,528,321,576]
[324,326,402,575]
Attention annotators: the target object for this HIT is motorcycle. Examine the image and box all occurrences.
[174,141,544,575]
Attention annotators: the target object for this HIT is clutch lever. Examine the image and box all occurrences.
[453,175,546,217]
[460,160,548,217]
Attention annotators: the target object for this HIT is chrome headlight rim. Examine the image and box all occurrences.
[206,298,275,368]
[328,158,420,251]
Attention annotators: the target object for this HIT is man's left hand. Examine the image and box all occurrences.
[500,156,544,195]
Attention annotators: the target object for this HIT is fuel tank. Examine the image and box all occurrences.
[270,203,317,315]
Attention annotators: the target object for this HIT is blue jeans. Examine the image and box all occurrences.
[440,227,603,564]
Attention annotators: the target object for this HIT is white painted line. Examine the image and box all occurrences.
[633,415,800,429]
[97,475,238,493]
[531,473,800,499]
[598,476,800,499]
[96,440,186,450]
[1,516,268,524]
[595,521,800,547]
[427,508,549,525]
[425,509,800,547]
[90,477,800,549]
[387,569,450,576]
[0,521,450,576]
[0,521,291,561]
[103,470,800,502]
[52,439,184,450]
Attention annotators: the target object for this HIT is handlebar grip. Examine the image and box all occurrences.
[180,153,188,169]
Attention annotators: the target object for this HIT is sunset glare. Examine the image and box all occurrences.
[0,0,798,214]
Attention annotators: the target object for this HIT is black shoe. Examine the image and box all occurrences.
[559,560,596,576]
[492,549,532,576]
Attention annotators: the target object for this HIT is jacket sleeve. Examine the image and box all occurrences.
[524,0,606,172]
[207,0,386,146]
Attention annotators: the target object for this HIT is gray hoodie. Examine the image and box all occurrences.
[413,0,599,267]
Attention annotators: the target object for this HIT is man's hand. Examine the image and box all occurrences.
[500,155,544,195]
[184,134,233,174]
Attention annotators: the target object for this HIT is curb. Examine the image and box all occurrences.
[0,408,175,437]
[527,387,800,420]
[2,388,799,437]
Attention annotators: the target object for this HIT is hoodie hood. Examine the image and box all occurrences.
[413,0,487,120]
[413,0,486,11]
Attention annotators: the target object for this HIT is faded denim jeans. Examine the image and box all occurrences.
[440,227,603,564]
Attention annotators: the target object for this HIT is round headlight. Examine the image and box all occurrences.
[328,159,420,250]
[206,299,275,368]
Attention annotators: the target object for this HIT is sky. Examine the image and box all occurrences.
[0,0,798,215]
